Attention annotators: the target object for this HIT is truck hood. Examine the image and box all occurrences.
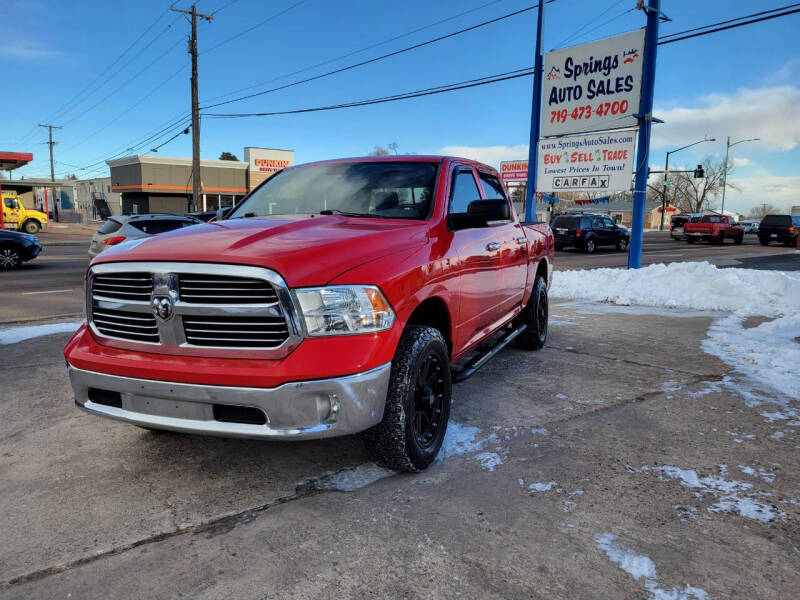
[93,215,430,286]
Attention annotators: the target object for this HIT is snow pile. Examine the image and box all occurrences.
[0,321,82,345]
[703,313,800,399]
[595,533,710,600]
[551,261,800,316]
[552,261,800,400]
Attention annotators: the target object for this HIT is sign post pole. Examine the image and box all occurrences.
[524,0,546,223]
[628,0,660,269]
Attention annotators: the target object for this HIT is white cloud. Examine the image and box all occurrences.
[653,86,800,152]
[724,174,800,214]
[732,157,752,167]
[439,144,528,168]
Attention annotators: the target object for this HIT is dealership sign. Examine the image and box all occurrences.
[537,131,636,193]
[541,29,645,137]
[500,160,529,181]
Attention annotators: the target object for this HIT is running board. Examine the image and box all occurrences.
[451,323,527,383]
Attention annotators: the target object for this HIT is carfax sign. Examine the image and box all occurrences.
[541,29,645,137]
[536,131,636,193]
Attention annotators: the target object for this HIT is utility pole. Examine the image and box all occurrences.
[39,123,62,222]
[659,137,715,230]
[628,0,660,269]
[171,3,213,212]
[524,0,546,223]
[720,136,759,217]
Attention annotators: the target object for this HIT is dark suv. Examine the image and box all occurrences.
[758,214,799,246]
[551,213,630,253]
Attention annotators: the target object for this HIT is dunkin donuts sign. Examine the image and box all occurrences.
[244,147,295,175]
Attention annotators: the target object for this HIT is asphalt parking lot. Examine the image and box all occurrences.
[1,298,798,598]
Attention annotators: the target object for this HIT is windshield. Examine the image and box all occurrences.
[229,161,439,220]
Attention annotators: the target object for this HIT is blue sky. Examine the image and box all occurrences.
[2,0,798,213]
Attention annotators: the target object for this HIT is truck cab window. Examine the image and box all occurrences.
[478,173,507,200]
[449,169,481,214]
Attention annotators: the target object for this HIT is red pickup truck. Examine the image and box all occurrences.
[64,156,553,471]
[683,214,744,245]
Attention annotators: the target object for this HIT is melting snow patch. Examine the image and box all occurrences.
[315,463,394,492]
[437,422,496,461]
[595,533,709,600]
[662,381,682,393]
[530,427,549,436]
[0,321,82,345]
[737,465,775,484]
[528,481,558,494]
[475,452,502,472]
[654,465,785,523]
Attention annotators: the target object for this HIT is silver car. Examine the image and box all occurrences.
[89,214,202,257]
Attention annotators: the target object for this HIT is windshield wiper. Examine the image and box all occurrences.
[319,209,389,218]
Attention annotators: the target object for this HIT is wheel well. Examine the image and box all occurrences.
[406,297,452,355]
[535,258,548,283]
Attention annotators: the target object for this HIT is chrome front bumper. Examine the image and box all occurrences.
[67,363,391,439]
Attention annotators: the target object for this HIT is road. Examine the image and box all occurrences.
[2,231,797,324]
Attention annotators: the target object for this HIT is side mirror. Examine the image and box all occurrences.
[215,207,231,221]
[449,199,510,230]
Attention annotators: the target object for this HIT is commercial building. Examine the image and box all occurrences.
[106,147,293,215]
[74,177,122,220]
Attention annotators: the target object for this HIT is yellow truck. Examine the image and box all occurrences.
[1,192,48,233]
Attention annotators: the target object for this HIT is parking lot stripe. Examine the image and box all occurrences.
[20,289,73,295]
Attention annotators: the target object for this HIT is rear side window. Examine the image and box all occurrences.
[97,219,122,234]
[130,219,190,235]
[793,216,800,226]
[478,173,507,200]
[551,216,580,229]
[449,169,481,214]
[761,215,791,227]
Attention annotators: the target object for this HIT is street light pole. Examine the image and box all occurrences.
[720,136,759,216]
[659,137,715,230]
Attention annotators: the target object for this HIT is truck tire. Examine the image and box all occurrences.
[514,275,548,350]
[584,236,596,253]
[22,220,41,234]
[759,237,770,246]
[734,232,744,245]
[362,325,451,472]
[712,232,724,245]
[687,237,696,244]
[0,245,21,269]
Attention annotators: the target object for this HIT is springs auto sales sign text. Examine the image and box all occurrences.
[541,29,645,137]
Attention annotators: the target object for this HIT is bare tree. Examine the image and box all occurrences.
[649,155,735,213]
[748,203,777,219]
[387,142,399,155]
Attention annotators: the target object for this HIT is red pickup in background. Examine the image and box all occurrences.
[64,156,554,471]
[683,214,744,245]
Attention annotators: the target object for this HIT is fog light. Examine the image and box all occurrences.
[316,393,340,423]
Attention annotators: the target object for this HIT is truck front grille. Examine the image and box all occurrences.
[182,315,289,348]
[178,274,279,304]
[92,273,153,301]
[87,263,301,357]
[91,304,160,343]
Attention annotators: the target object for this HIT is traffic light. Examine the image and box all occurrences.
[693,164,705,178]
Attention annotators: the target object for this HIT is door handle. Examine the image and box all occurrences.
[485,242,501,251]
[515,237,527,245]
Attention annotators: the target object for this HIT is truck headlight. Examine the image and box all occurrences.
[294,285,395,337]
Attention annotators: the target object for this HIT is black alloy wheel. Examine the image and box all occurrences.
[617,236,628,251]
[0,246,21,269]
[410,352,446,449]
[584,237,596,253]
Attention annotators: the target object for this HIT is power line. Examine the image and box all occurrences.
[551,0,629,49]
[203,3,800,120]
[203,67,536,118]
[202,0,309,54]
[658,4,800,44]
[659,2,800,39]
[201,1,556,110]
[200,0,510,105]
